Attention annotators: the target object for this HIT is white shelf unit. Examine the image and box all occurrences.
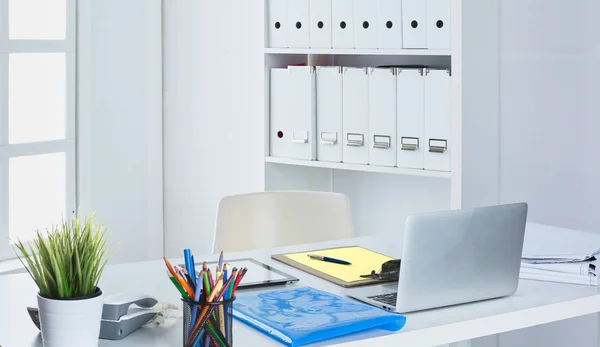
[262,0,500,237]
[266,156,452,179]
[264,48,451,56]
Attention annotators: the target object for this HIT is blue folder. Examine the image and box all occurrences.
[233,286,406,346]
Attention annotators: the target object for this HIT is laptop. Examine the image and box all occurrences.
[346,203,528,313]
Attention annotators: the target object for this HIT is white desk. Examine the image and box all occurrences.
[2,231,600,347]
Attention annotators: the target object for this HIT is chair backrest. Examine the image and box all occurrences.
[213,191,355,253]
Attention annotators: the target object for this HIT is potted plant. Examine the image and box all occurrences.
[13,213,115,347]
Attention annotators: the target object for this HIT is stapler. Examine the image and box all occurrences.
[100,293,158,340]
[27,293,158,340]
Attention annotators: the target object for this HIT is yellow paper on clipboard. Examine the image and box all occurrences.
[272,246,395,287]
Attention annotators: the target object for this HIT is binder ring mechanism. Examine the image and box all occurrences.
[292,131,309,144]
[428,139,448,153]
[320,132,337,145]
[373,135,391,149]
[346,133,364,147]
[401,137,419,151]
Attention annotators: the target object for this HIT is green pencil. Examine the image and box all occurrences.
[169,274,190,300]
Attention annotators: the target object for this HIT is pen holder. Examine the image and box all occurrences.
[182,297,235,347]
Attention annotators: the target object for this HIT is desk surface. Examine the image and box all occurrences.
[2,228,600,347]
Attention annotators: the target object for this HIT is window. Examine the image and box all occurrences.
[0,0,76,260]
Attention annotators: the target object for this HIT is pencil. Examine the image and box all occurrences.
[163,257,178,278]
[208,268,215,289]
[228,268,238,299]
[167,272,190,300]
[218,251,224,271]
[203,271,210,298]
[189,274,204,334]
[175,269,195,298]
[231,267,247,298]
[223,265,229,300]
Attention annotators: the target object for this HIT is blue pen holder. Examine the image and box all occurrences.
[182,297,235,347]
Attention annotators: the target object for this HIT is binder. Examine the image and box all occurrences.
[233,287,406,346]
[397,68,425,169]
[332,0,354,49]
[427,0,451,49]
[267,0,288,48]
[287,66,317,160]
[342,67,369,165]
[309,0,332,48]
[269,68,290,158]
[353,0,377,49]
[316,66,343,163]
[377,0,403,49]
[368,68,397,167]
[287,0,310,48]
[423,68,451,171]
[402,0,427,49]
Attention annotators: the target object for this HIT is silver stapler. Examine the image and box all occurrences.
[99,293,158,340]
[27,293,158,341]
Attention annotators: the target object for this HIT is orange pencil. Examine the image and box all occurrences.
[174,267,195,298]
[163,257,178,278]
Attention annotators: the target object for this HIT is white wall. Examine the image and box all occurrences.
[492,1,600,346]
[499,0,600,233]
[77,0,163,263]
[162,0,264,257]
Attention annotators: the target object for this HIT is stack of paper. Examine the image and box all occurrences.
[520,250,599,286]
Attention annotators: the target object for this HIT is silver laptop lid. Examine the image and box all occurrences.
[396,203,528,313]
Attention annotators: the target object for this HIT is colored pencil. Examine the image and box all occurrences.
[223,265,229,300]
[175,269,195,298]
[163,257,178,278]
[167,272,190,300]
[218,251,224,271]
[231,267,247,298]
[207,268,215,289]
[203,271,210,298]
[228,268,238,299]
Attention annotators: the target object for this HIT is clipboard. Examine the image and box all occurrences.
[272,246,396,288]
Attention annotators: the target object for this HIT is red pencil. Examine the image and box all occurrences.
[231,267,247,297]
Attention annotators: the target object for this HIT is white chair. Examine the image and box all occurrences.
[213,191,355,253]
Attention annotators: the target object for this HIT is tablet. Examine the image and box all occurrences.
[191,258,299,290]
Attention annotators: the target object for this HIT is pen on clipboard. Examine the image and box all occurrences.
[307,254,352,265]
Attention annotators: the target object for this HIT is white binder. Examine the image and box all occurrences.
[267,0,288,48]
[287,0,310,48]
[269,68,290,157]
[287,66,317,160]
[397,68,425,169]
[316,66,343,162]
[426,0,451,49]
[368,68,397,167]
[332,0,354,49]
[402,0,427,49]
[423,68,451,171]
[342,67,369,165]
[310,0,332,48]
[377,0,403,49]
[353,0,377,49]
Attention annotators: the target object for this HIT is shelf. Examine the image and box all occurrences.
[265,156,452,178]
[264,48,451,56]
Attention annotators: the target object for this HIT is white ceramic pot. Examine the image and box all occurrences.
[37,288,104,347]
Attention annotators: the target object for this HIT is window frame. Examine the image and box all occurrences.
[0,0,77,260]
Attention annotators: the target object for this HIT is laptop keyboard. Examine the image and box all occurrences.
[368,293,397,306]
